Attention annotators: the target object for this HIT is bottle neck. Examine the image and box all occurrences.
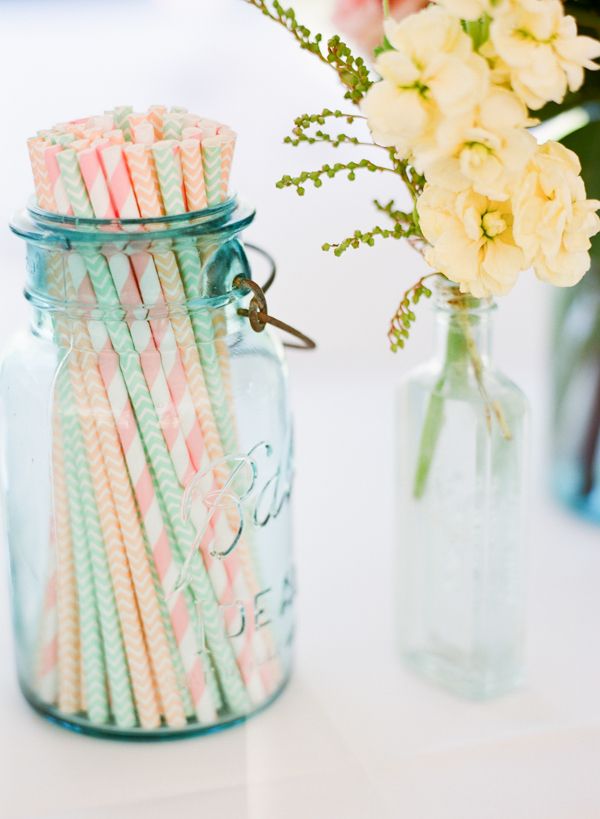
[433,281,494,371]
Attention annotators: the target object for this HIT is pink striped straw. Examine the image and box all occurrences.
[43,145,73,215]
[35,551,58,704]
[78,147,116,219]
[98,144,140,218]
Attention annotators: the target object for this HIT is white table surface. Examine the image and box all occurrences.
[1,354,600,819]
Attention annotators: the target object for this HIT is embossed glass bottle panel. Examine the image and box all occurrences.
[1,201,295,737]
[396,283,528,699]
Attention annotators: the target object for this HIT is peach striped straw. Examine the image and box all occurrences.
[43,145,72,215]
[27,139,56,211]
[123,144,164,217]
[147,105,167,139]
[180,139,207,211]
[34,546,58,705]
[50,412,81,714]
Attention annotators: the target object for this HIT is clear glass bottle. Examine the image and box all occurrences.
[2,199,295,738]
[396,280,529,700]
[551,265,600,523]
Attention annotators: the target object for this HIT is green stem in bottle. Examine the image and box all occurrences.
[413,320,468,499]
[412,297,512,500]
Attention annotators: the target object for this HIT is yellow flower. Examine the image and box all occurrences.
[423,87,536,200]
[490,0,600,110]
[417,184,525,297]
[433,0,500,22]
[362,6,489,158]
[513,141,600,286]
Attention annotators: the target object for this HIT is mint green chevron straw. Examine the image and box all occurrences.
[55,368,110,725]
[152,141,186,214]
[56,150,94,218]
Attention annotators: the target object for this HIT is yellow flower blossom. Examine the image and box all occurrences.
[513,141,600,286]
[417,184,525,297]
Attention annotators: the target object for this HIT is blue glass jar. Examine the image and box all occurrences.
[396,281,529,699]
[2,200,295,737]
[551,265,600,523]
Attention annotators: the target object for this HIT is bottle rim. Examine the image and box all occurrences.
[9,195,255,246]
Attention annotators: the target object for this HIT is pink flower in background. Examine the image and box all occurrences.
[333,0,429,54]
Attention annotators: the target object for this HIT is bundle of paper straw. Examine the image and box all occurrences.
[27,106,283,731]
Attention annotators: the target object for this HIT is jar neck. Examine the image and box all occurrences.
[433,280,495,369]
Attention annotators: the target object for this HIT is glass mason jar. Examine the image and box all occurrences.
[551,265,600,523]
[396,280,529,700]
[2,199,295,738]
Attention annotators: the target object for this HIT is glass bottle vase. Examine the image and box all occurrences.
[396,280,529,700]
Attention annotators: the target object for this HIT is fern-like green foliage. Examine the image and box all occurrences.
[244,0,433,349]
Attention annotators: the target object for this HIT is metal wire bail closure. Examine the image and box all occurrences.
[234,249,316,350]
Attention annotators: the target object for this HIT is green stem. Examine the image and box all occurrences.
[382,0,390,18]
[412,307,512,499]
[413,322,468,499]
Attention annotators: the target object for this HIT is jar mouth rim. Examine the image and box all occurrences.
[10,196,256,245]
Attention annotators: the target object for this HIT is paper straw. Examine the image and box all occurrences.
[55,367,110,725]
[98,144,140,218]
[56,149,94,218]
[219,131,236,200]
[147,105,167,139]
[43,145,73,215]
[132,121,155,145]
[78,147,116,219]
[180,139,207,211]
[50,408,81,714]
[27,139,56,211]
[162,113,184,140]
[201,137,222,207]
[152,141,187,214]
[34,553,58,704]
[123,144,164,218]
[112,105,133,139]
